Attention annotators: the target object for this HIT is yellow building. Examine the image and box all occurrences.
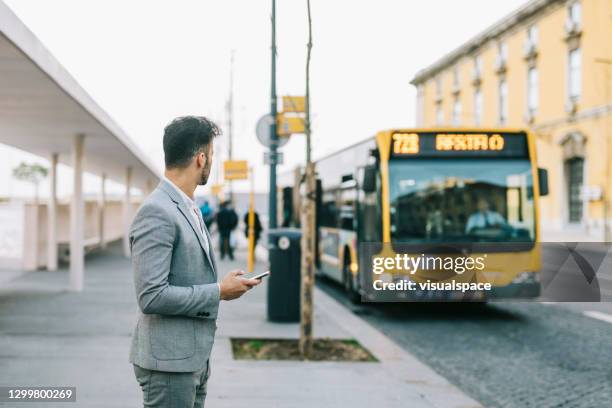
[411,0,612,241]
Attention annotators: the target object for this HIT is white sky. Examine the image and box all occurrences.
[1,0,527,197]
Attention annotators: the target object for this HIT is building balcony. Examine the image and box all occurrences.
[565,98,579,116]
[471,71,482,86]
[564,20,582,40]
[494,56,507,75]
[451,83,461,95]
[523,42,538,60]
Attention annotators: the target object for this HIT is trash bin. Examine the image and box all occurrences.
[267,228,301,322]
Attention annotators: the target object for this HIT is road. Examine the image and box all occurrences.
[318,278,612,408]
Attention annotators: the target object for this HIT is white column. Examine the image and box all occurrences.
[70,134,85,291]
[123,166,133,257]
[99,173,107,249]
[47,153,58,271]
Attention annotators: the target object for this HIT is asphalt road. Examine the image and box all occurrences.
[317,278,612,408]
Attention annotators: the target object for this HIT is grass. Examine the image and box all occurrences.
[231,337,377,362]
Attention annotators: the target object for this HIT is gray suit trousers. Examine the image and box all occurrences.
[134,361,211,408]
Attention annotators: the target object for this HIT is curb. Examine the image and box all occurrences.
[315,287,483,408]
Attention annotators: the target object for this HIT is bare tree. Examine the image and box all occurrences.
[299,0,315,359]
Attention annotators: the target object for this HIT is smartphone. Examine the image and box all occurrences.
[242,271,270,280]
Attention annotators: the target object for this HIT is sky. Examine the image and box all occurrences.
[1,0,527,197]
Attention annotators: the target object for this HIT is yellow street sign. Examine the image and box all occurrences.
[210,183,224,196]
[223,160,249,180]
[277,114,305,136]
[282,96,306,113]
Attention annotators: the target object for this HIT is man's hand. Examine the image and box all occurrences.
[219,270,261,301]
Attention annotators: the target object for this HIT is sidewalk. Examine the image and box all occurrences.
[210,251,480,408]
[0,242,480,408]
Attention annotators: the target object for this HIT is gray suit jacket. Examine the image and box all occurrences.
[129,179,220,372]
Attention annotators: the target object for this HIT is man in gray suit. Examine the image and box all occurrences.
[129,116,261,407]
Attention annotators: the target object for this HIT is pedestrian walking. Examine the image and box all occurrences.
[244,210,263,248]
[216,200,238,260]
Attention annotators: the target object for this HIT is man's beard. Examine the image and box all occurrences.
[199,166,210,186]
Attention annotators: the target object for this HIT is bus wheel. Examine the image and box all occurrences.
[343,256,361,304]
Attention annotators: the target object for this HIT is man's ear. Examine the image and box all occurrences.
[197,151,206,169]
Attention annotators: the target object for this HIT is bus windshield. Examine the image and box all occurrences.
[388,159,535,243]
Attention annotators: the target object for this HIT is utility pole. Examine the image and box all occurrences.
[299,0,315,359]
[227,51,235,202]
[595,58,612,242]
[268,0,279,234]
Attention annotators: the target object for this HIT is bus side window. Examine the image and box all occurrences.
[339,193,355,231]
[320,190,339,228]
[358,166,382,242]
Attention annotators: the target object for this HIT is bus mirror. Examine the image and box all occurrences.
[362,165,377,193]
[538,168,549,196]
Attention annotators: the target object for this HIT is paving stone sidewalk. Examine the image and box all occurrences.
[0,243,480,408]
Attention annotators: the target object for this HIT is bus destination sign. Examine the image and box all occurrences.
[391,131,528,158]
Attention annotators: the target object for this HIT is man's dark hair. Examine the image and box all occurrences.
[163,116,221,169]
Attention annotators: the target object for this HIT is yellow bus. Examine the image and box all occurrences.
[282,129,548,301]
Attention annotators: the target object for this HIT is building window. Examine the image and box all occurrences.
[566,157,584,223]
[416,85,424,126]
[499,42,508,63]
[496,42,508,74]
[524,24,539,60]
[568,48,581,102]
[435,76,443,100]
[472,55,482,85]
[436,103,443,125]
[453,66,460,90]
[474,88,483,126]
[568,1,581,25]
[498,79,508,125]
[527,67,538,116]
[527,24,538,46]
[475,56,482,75]
[452,96,461,126]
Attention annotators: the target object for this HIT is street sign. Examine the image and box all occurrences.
[223,160,249,180]
[277,113,305,136]
[282,96,306,113]
[264,151,284,165]
[255,114,290,148]
[210,183,223,196]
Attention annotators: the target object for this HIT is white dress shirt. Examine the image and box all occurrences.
[164,177,210,254]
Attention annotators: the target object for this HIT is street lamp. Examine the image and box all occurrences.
[268,0,278,235]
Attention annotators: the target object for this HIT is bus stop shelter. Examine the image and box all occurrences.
[0,2,160,290]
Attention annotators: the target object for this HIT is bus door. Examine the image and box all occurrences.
[318,187,343,282]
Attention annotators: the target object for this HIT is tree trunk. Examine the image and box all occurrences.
[299,163,316,358]
[299,0,315,359]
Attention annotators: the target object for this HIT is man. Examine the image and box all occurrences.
[129,116,261,407]
[243,210,263,248]
[215,201,238,260]
[465,197,506,234]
